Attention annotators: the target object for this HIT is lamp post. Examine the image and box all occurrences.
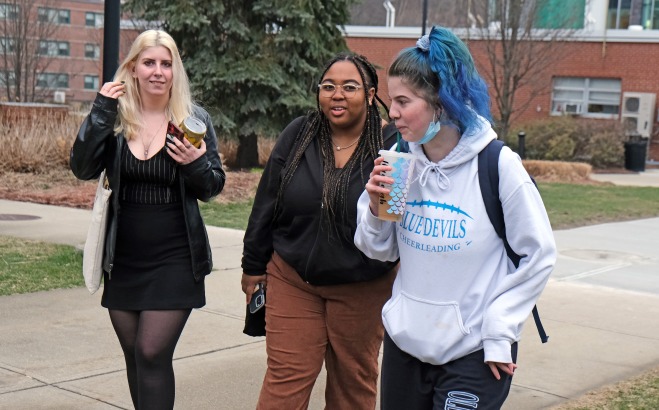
[422,0,428,35]
[103,0,121,83]
[518,131,526,160]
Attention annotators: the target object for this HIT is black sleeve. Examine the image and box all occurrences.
[179,106,226,202]
[70,94,118,180]
[241,116,306,276]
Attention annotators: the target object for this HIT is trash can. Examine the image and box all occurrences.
[624,140,647,172]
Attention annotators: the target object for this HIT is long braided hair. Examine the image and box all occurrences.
[275,52,387,241]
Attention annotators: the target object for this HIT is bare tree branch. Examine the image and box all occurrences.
[0,0,61,102]
[468,0,579,137]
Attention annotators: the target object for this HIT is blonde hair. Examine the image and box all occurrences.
[113,30,193,140]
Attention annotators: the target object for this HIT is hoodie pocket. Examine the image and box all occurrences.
[383,291,470,365]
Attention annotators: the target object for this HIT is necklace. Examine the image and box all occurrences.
[142,115,167,159]
[332,137,360,151]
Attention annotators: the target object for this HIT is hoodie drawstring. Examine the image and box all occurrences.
[415,162,451,190]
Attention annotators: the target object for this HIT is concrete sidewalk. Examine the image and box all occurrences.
[1,194,659,409]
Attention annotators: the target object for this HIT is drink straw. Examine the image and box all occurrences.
[396,132,401,152]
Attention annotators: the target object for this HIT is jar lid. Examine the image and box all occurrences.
[181,117,206,138]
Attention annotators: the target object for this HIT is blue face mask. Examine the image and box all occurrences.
[418,110,459,145]
[418,114,441,145]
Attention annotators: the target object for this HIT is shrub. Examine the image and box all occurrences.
[0,114,78,173]
[523,159,592,182]
[506,116,626,169]
[0,110,276,173]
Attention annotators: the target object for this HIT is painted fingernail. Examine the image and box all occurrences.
[120,80,125,84]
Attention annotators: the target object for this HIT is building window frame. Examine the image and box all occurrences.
[36,72,69,89]
[84,43,100,59]
[607,0,659,29]
[1,36,15,53]
[551,77,621,119]
[37,7,71,24]
[39,40,70,57]
[84,75,99,90]
[0,3,20,20]
[0,70,16,87]
[85,11,103,27]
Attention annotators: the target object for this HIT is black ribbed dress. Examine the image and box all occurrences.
[101,145,205,310]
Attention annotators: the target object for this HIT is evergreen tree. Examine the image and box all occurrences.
[125,0,352,167]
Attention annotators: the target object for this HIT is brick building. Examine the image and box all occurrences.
[4,0,659,161]
[346,0,659,162]
[0,0,137,108]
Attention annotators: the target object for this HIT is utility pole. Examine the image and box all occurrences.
[103,0,121,83]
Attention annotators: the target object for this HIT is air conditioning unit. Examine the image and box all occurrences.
[555,102,581,115]
[53,91,66,104]
[563,102,582,114]
[621,92,656,138]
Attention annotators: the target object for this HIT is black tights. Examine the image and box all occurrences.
[108,309,192,410]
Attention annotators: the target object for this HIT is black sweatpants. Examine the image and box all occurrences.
[381,332,518,410]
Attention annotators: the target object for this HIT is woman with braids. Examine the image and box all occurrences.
[241,52,398,409]
[354,27,556,409]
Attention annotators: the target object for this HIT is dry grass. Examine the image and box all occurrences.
[524,159,593,183]
[551,366,659,409]
[0,114,78,173]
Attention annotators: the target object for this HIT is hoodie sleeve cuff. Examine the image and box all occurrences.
[362,205,390,233]
[483,339,513,364]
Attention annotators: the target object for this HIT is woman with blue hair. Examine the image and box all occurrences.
[354,26,556,409]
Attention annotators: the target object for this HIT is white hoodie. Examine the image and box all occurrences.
[355,119,556,365]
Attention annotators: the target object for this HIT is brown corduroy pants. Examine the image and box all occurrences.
[256,252,397,410]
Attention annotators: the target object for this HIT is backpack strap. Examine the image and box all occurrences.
[478,140,549,343]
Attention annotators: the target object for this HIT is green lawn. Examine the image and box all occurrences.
[3,182,659,297]
[538,183,659,229]
[196,182,659,232]
[0,236,83,296]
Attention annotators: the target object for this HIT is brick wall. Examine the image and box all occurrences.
[346,37,659,161]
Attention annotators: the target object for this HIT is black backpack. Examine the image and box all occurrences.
[478,139,549,343]
[397,139,549,343]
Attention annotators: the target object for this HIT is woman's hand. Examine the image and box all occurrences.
[241,273,267,304]
[365,156,393,217]
[167,137,207,165]
[99,81,125,99]
[487,361,517,380]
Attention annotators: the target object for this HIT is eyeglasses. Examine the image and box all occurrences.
[318,83,363,98]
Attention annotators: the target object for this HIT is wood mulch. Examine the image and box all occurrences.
[0,169,261,209]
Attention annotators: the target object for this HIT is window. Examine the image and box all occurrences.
[1,37,15,53]
[84,75,99,90]
[551,77,621,119]
[607,0,659,29]
[85,12,103,27]
[37,73,69,89]
[0,3,20,20]
[39,40,70,57]
[0,70,16,86]
[534,0,585,29]
[85,43,100,59]
[487,0,585,29]
[38,7,70,24]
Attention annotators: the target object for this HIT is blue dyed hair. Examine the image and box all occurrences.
[388,26,492,133]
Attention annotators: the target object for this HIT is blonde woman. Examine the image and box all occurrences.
[70,30,225,409]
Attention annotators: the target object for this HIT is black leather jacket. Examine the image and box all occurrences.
[70,94,225,282]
